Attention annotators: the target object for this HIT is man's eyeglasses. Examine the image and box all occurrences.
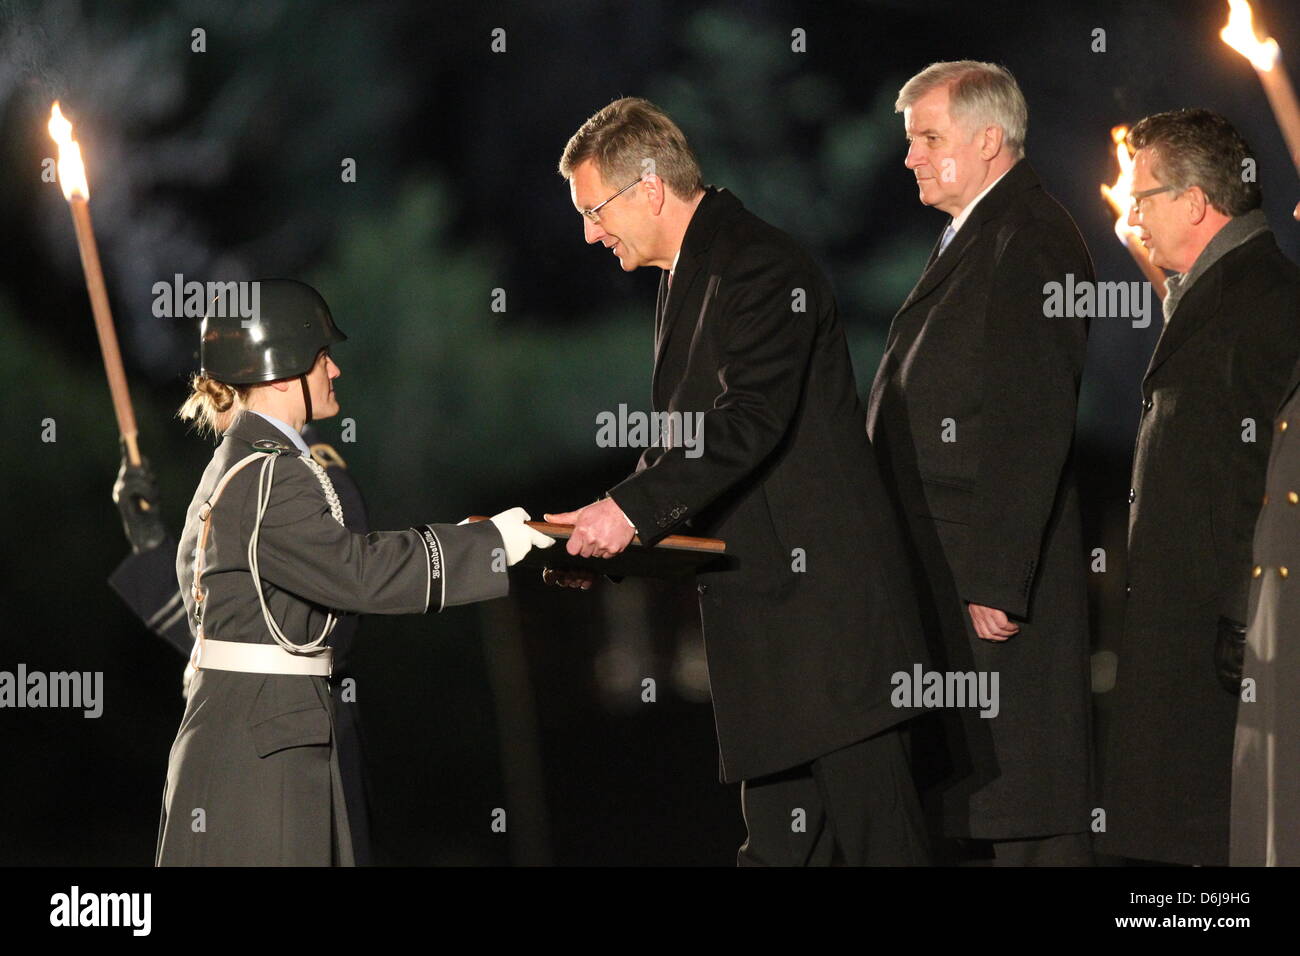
[580,177,641,224]
[1130,183,1180,215]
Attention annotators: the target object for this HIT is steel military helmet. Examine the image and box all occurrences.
[199,278,346,385]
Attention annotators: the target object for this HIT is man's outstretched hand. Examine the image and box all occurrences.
[545,497,634,559]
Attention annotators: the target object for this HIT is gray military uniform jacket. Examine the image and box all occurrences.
[1232,360,1300,866]
[156,411,508,866]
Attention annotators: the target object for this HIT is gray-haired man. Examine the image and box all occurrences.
[866,61,1095,865]
[553,97,932,865]
[1102,108,1300,866]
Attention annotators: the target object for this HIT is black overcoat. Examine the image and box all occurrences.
[609,187,929,784]
[1103,231,1300,865]
[866,160,1094,840]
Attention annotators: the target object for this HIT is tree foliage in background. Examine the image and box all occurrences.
[649,7,933,380]
[305,176,650,524]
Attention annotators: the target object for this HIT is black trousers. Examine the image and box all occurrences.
[737,727,930,866]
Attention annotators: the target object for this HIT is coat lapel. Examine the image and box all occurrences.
[652,269,668,352]
[895,219,982,316]
[894,160,1041,319]
[653,250,704,366]
[1143,266,1223,384]
[651,187,735,403]
[223,411,301,458]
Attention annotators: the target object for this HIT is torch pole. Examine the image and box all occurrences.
[1257,57,1300,176]
[67,196,142,466]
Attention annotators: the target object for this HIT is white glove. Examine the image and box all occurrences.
[489,507,555,566]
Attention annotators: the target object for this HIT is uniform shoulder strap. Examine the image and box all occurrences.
[199,451,271,522]
[189,451,267,645]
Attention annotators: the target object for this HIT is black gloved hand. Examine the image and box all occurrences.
[1214,616,1247,695]
[112,444,166,553]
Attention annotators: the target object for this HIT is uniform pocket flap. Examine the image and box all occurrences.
[249,705,331,757]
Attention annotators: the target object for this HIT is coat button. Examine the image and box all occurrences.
[1281,420,1290,433]
[697,583,709,594]
[1253,566,1263,578]
[1289,491,1299,505]
[1263,494,1270,505]
[1125,584,1132,596]
[1128,488,1136,504]
[1281,567,1290,580]
[1142,398,1153,411]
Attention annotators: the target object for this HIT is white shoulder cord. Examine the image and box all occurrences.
[246,452,346,654]
[301,454,346,526]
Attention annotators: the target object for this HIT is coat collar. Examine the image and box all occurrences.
[653,186,741,373]
[223,409,303,455]
[896,159,1042,316]
[1142,232,1274,385]
[1161,208,1270,325]
[675,185,740,265]
[660,186,738,314]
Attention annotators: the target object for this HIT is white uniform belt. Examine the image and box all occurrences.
[195,638,333,677]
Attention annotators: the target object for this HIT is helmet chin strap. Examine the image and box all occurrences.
[300,375,314,424]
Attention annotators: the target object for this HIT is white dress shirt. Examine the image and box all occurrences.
[949,165,1013,234]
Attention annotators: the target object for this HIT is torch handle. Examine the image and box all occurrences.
[1260,59,1300,176]
[69,198,142,466]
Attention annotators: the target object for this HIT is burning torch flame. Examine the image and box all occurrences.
[47,102,89,201]
[1221,0,1280,72]
[1099,125,1139,242]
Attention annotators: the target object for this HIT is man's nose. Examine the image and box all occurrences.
[1126,204,1140,230]
[904,142,926,169]
[583,217,605,245]
[328,358,341,379]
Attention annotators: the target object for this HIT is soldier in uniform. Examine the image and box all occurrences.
[155,278,552,866]
[1232,357,1300,866]
[111,419,380,863]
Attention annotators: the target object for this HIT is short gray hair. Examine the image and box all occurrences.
[895,61,1028,156]
[1128,108,1261,217]
[558,97,704,200]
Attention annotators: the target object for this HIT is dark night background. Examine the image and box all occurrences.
[1,0,1297,865]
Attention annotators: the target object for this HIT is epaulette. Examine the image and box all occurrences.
[248,437,295,455]
[310,442,347,470]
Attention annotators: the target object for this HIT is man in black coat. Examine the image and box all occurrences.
[866,62,1094,865]
[1100,109,1300,866]
[108,423,377,864]
[550,97,931,865]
